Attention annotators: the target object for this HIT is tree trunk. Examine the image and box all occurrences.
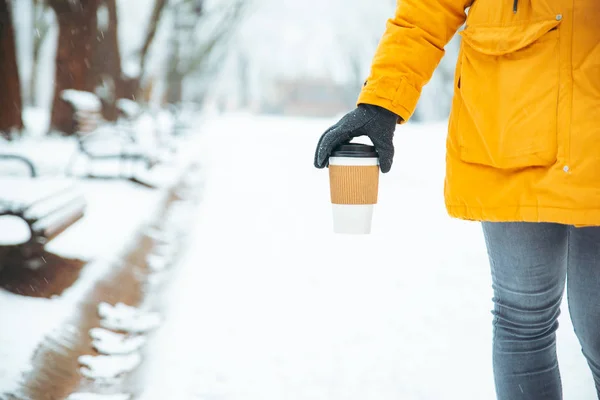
[30,42,40,107]
[165,36,183,104]
[49,0,99,135]
[0,0,24,139]
[165,73,184,104]
[238,52,249,109]
[133,0,167,101]
[139,0,167,78]
[93,0,123,121]
[30,0,52,106]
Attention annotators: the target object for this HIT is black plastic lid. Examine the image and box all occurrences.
[331,142,378,158]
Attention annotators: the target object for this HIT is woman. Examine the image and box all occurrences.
[313,0,600,399]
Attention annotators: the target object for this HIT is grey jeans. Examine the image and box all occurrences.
[482,222,600,400]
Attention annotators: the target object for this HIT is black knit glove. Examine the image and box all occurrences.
[313,104,399,173]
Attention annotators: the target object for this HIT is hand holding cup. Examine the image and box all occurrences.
[313,104,399,173]
[314,104,399,234]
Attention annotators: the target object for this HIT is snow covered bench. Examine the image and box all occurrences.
[119,99,179,156]
[61,89,104,134]
[0,154,38,177]
[62,90,160,187]
[0,178,86,263]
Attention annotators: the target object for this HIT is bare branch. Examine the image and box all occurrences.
[139,0,168,76]
[180,1,245,76]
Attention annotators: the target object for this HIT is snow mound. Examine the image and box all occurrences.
[90,328,146,355]
[67,393,131,400]
[98,302,161,334]
[122,60,141,79]
[147,271,167,286]
[153,243,175,259]
[146,254,168,272]
[79,353,141,380]
[61,90,102,112]
[116,99,141,118]
[145,228,175,244]
[0,215,31,245]
[23,107,51,137]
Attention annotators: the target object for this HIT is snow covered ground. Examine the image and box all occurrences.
[138,114,596,400]
[0,180,169,395]
[0,113,201,396]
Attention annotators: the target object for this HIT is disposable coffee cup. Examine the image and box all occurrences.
[328,143,379,234]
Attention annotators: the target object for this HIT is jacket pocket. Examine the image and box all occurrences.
[457,19,561,169]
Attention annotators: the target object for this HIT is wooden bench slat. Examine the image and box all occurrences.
[0,178,76,208]
[25,190,84,223]
[31,199,86,241]
[0,178,87,258]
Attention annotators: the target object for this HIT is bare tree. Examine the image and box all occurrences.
[29,0,54,106]
[0,0,24,139]
[165,0,245,104]
[139,0,168,78]
[48,0,100,134]
[116,0,169,101]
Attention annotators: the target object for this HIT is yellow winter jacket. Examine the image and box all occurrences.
[358,0,600,226]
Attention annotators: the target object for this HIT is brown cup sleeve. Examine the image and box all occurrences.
[329,165,379,205]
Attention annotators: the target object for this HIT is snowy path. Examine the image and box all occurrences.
[138,114,595,400]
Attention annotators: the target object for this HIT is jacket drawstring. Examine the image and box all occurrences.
[513,0,518,13]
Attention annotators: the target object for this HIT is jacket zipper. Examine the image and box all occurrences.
[513,0,518,13]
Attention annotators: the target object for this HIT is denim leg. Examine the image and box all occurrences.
[566,226,600,398]
[482,222,568,400]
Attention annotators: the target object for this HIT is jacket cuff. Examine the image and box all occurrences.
[357,77,421,123]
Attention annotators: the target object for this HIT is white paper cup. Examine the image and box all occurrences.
[331,203,375,234]
[329,154,379,235]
